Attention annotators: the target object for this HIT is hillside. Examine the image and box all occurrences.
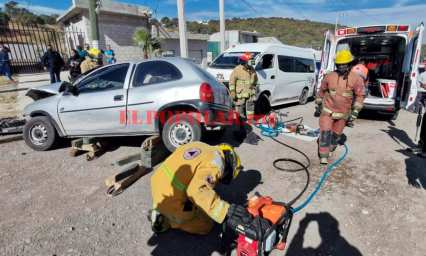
[161,17,339,49]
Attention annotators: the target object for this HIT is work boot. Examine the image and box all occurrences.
[148,209,168,233]
[320,157,328,165]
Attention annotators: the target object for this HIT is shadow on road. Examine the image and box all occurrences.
[147,169,262,256]
[285,212,362,256]
[380,126,426,190]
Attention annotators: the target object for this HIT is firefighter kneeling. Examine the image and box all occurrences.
[315,50,366,164]
[149,142,250,235]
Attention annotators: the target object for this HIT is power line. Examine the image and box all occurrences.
[279,0,307,20]
[333,0,346,12]
[240,0,264,17]
[341,0,383,24]
[325,0,339,13]
[294,0,319,20]
[154,0,159,12]
[234,0,248,17]
[265,0,281,17]
[286,0,307,19]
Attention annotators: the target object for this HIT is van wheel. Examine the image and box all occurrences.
[162,114,203,152]
[23,116,60,151]
[299,88,309,105]
[256,93,271,115]
[391,111,399,120]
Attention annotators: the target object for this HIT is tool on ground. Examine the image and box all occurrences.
[105,163,146,197]
[69,137,108,161]
[222,110,349,256]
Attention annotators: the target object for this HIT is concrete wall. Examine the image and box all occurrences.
[161,39,208,68]
[62,12,89,50]
[62,10,149,62]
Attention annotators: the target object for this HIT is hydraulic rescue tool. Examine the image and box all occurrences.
[222,110,349,256]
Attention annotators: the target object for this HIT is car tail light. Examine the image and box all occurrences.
[337,29,346,36]
[387,108,393,111]
[347,28,356,34]
[398,26,409,31]
[387,26,397,31]
[200,82,214,103]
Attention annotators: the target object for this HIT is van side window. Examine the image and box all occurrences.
[262,54,274,69]
[324,40,331,69]
[295,57,315,73]
[278,56,296,72]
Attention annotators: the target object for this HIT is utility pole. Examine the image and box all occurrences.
[89,0,100,49]
[219,0,225,53]
[177,0,188,58]
[334,13,347,35]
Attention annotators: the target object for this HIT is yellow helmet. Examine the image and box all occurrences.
[335,50,354,64]
[218,143,242,183]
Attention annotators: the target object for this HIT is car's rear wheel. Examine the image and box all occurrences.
[299,88,309,105]
[256,93,271,115]
[162,114,203,152]
[23,116,60,151]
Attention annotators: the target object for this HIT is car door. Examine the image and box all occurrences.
[58,63,131,135]
[318,29,336,94]
[256,53,276,98]
[125,60,184,133]
[399,23,424,110]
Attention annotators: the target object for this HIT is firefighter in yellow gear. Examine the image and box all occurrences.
[149,141,248,235]
[229,52,259,120]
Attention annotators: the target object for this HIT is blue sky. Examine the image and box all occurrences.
[1,0,425,36]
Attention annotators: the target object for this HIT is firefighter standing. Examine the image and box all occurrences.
[149,142,250,235]
[315,50,366,164]
[229,52,259,138]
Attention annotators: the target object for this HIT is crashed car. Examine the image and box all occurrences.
[22,58,234,152]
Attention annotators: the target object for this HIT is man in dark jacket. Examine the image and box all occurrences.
[41,44,65,84]
[0,42,18,83]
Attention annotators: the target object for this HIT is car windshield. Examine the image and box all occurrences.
[210,52,260,69]
[72,66,103,85]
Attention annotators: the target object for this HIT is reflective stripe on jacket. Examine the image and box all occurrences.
[151,141,230,224]
[317,71,366,119]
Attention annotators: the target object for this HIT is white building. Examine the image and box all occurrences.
[57,0,151,62]
[209,30,266,49]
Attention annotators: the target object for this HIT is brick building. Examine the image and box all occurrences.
[57,0,152,62]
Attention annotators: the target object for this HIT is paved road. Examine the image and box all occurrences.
[0,102,425,256]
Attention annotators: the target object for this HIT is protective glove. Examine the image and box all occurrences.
[346,109,360,127]
[314,103,322,117]
[230,91,236,99]
[226,204,252,224]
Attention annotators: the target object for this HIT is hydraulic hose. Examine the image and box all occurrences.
[291,143,349,214]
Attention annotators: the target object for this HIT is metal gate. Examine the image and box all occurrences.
[0,20,85,74]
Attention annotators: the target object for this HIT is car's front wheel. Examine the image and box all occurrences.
[162,114,203,152]
[23,116,60,151]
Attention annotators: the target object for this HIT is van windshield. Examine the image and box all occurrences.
[210,52,260,69]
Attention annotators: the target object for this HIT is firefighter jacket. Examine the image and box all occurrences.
[316,71,366,119]
[151,142,230,225]
[80,56,101,74]
[229,64,259,105]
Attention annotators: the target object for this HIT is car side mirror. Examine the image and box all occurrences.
[63,85,77,95]
[256,61,263,71]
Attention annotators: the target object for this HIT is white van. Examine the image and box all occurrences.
[206,43,317,113]
[318,23,424,120]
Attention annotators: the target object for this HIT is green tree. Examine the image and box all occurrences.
[38,14,57,25]
[15,12,43,25]
[160,16,170,24]
[0,11,10,29]
[132,28,163,59]
[5,1,29,15]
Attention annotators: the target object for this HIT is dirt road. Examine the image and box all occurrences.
[1,102,425,256]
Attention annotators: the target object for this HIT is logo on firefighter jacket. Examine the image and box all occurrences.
[183,148,201,160]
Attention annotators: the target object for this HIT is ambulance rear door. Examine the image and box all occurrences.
[399,22,424,110]
[317,29,336,94]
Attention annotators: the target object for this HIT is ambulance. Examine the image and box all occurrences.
[318,23,424,120]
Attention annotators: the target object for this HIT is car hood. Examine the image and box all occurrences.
[26,82,67,101]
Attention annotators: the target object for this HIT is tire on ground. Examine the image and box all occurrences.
[23,116,61,151]
[162,113,203,152]
[255,93,271,115]
[299,88,309,105]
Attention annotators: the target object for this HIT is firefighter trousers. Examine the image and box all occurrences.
[318,114,346,158]
[158,210,214,235]
[235,99,255,119]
